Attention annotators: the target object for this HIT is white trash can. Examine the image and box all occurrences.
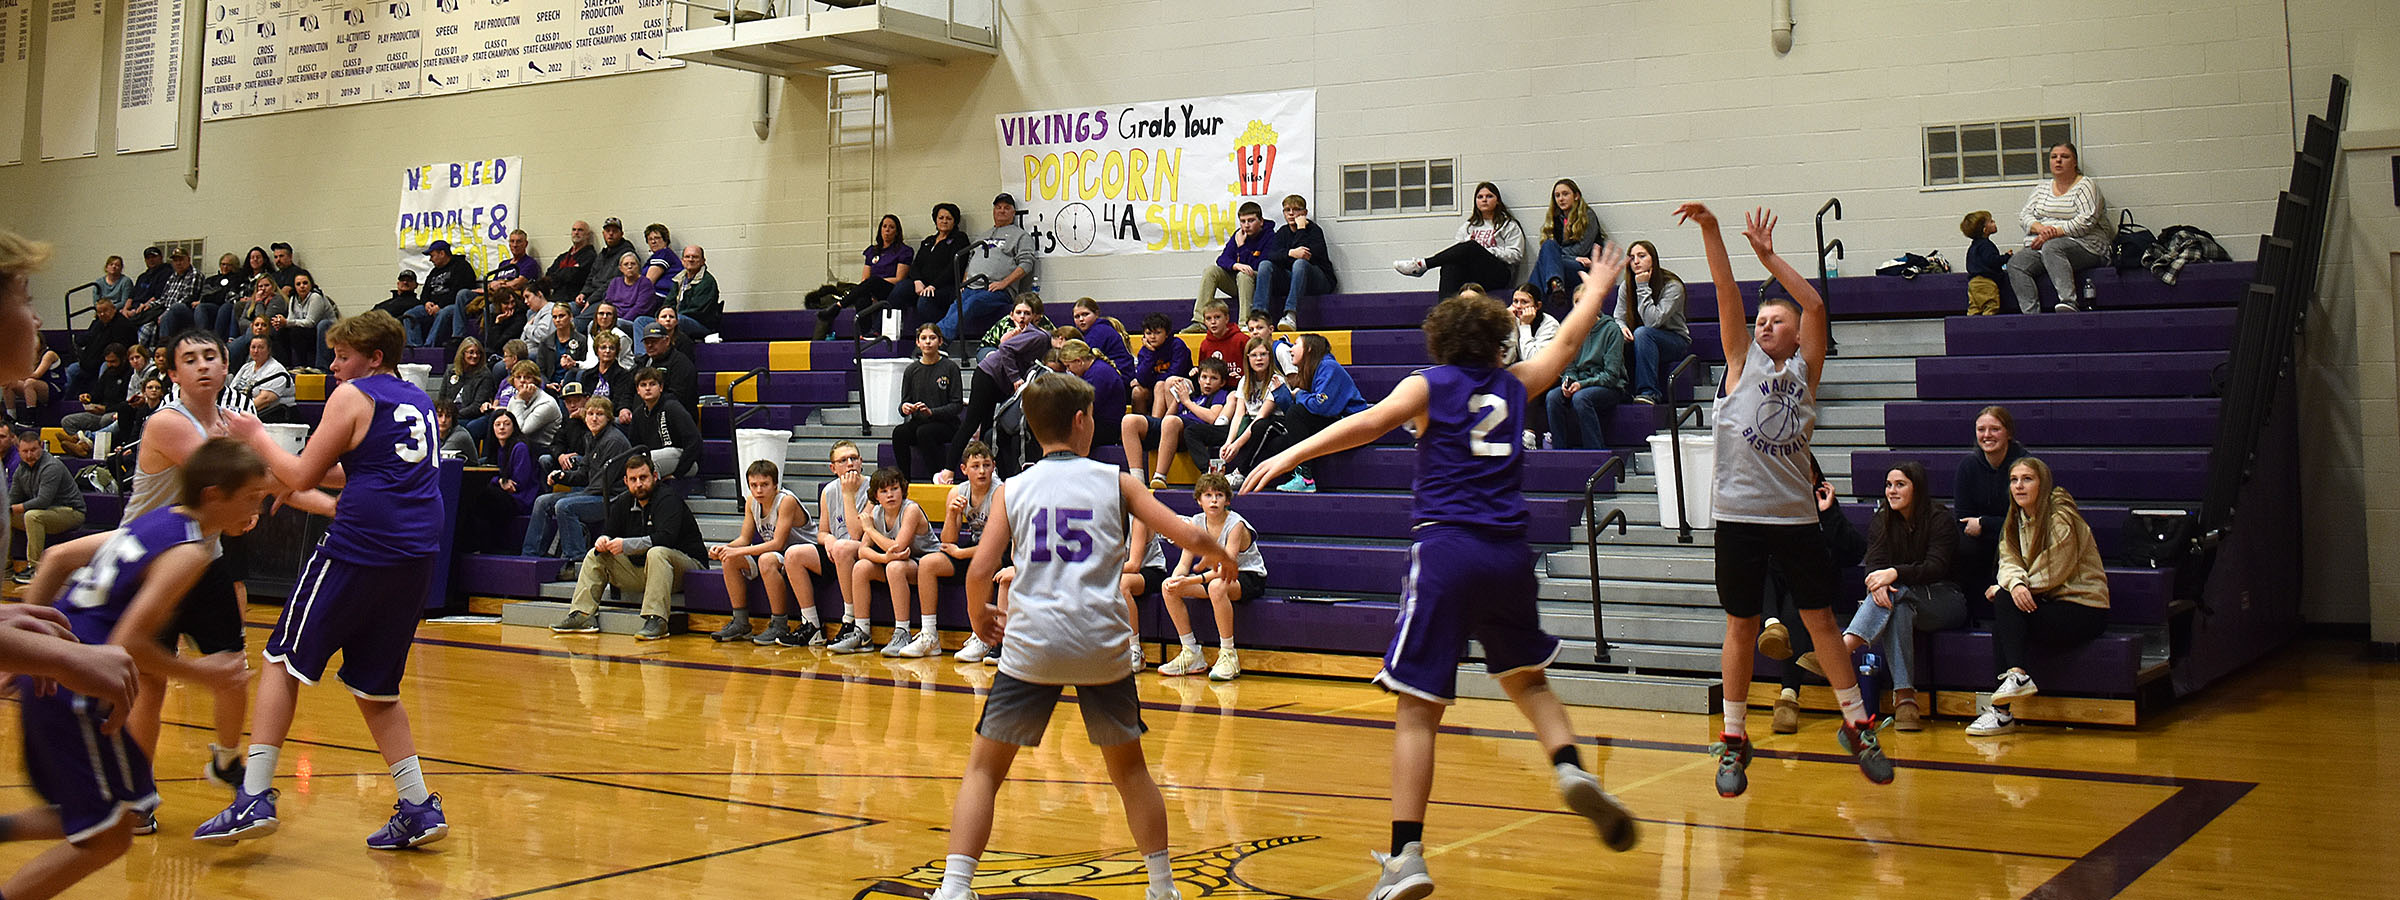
[1646,433,1715,530]
[263,423,312,456]
[859,357,911,428]
[398,363,435,395]
[735,428,792,481]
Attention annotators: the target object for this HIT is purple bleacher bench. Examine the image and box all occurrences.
[1927,630,2148,697]
[451,554,565,598]
[1881,399,2220,449]
[1849,449,2204,503]
[1160,491,1583,543]
[1915,351,2224,400]
[1943,307,2236,357]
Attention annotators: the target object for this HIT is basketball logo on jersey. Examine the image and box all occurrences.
[1742,374,1807,457]
[854,836,1324,899]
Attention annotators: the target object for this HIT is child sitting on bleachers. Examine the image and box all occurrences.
[708,459,813,645]
[819,440,876,653]
[1155,473,1266,681]
[1130,312,1192,418]
[853,466,939,658]
[1070,297,1135,378]
[1122,358,1228,490]
[1962,211,2008,316]
[1252,333,1368,493]
[1193,301,1248,372]
[1505,284,1562,449]
[917,441,1000,662]
[1242,310,1300,377]
[1217,342,1283,479]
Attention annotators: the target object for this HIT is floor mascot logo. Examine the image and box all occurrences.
[854,835,1325,899]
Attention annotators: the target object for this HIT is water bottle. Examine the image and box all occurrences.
[1824,258,1839,281]
[2080,276,2096,306]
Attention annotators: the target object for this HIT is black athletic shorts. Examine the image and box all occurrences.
[1136,565,1168,599]
[1713,521,1838,619]
[1235,571,1266,603]
[161,553,246,655]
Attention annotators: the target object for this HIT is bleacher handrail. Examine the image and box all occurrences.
[725,366,771,431]
[1580,454,1628,664]
[1815,197,1844,350]
[60,282,97,331]
[1664,353,1703,545]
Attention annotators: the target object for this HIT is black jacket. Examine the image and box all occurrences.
[575,365,636,407]
[599,484,707,562]
[1954,442,2029,541]
[75,314,139,373]
[644,348,699,407]
[628,397,700,478]
[545,244,598,300]
[420,257,479,309]
[438,365,502,416]
[900,357,963,420]
[913,231,971,297]
[375,288,422,319]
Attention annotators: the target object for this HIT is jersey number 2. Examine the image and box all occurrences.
[1467,393,1512,457]
[392,405,439,464]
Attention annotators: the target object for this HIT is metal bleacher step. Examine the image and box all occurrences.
[499,599,690,636]
[1536,575,1724,607]
[1544,546,1715,582]
[1537,600,1725,644]
[1454,665,1720,713]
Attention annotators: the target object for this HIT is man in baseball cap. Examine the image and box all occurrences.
[640,321,698,405]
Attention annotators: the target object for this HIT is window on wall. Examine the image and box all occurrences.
[1924,118,2075,186]
[1341,158,1456,216]
[156,238,205,265]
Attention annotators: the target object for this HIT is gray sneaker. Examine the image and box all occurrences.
[1556,764,1638,852]
[1838,717,1896,785]
[550,610,599,634]
[827,624,871,654]
[879,627,913,657]
[710,618,753,643]
[1369,841,1433,900]
[751,619,793,646]
[636,616,670,641]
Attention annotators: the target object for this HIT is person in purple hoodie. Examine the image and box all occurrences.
[1068,297,1134,378]
[1129,312,1192,419]
[1188,201,1272,331]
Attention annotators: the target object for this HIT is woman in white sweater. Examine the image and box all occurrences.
[1393,181,1525,297]
[2006,143,2115,314]
[1503,283,1560,449]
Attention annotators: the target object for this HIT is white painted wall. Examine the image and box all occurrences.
[3,0,2394,626]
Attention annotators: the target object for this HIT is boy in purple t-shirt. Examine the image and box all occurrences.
[1242,245,1638,898]
[195,310,452,852]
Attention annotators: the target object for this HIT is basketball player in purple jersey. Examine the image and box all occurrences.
[1242,245,1638,899]
[194,311,452,850]
[3,439,268,900]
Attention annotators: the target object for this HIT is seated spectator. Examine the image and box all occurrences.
[576,332,637,407]
[1257,194,1336,330]
[120,343,157,412]
[1954,405,2026,597]
[1069,297,1134,378]
[1128,313,1191,419]
[103,376,164,482]
[1057,340,1128,444]
[525,397,629,567]
[884,203,968,333]
[638,224,680,323]
[709,460,819,645]
[544,220,599,312]
[938,193,1035,340]
[1392,182,1524,297]
[1753,455,1866,734]
[67,297,138,396]
[279,272,338,371]
[60,342,131,437]
[637,323,698,408]
[545,303,586,384]
[240,246,272,289]
[649,306,698,360]
[92,254,133,307]
[224,280,285,361]
[230,329,295,424]
[501,361,563,448]
[1614,240,1689,405]
[2007,142,2113,313]
[266,242,311,295]
[549,452,703,641]
[541,382,591,474]
[479,284,527,352]
[3,346,63,421]
[576,217,639,321]
[406,240,479,347]
[1961,211,2008,316]
[1216,341,1281,478]
[914,441,997,661]
[600,251,656,332]
[1190,201,1270,331]
[125,248,172,338]
[819,215,914,341]
[487,228,542,301]
[1154,473,1265,680]
[374,270,422,321]
[625,367,699,480]
[195,252,246,323]
[1829,461,1965,732]
[154,248,205,339]
[1545,292,1631,450]
[1255,332,1368,493]
[519,286,557,348]
[893,325,964,480]
[1192,301,1247,374]
[850,466,938,657]
[1969,457,2111,736]
[944,300,1052,481]
[817,441,874,652]
[437,338,503,436]
[1529,178,1605,306]
[9,424,86,583]
[671,245,719,338]
[1123,358,1227,490]
[433,401,478,462]
[1502,285,1560,449]
[977,295,1053,351]
[458,409,540,553]
[585,302,638,370]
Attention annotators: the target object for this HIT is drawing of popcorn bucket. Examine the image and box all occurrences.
[1233,120,1280,197]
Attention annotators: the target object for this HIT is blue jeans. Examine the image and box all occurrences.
[887,279,952,334]
[1842,582,1968,692]
[1529,241,1590,300]
[315,319,337,368]
[523,490,607,559]
[1544,383,1626,449]
[1256,256,1331,326]
[940,288,1013,340]
[402,304,442,346]
[159,301,218,339]
[1631,326,1690,402]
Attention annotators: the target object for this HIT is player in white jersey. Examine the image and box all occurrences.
[928,374,1233,900]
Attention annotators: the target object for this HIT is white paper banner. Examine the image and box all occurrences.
[993,89,1316,258]
[281,0,334,111]
[38,0,104,160]
[0,0,32,166]
[116,0,183,153]
[397,155,522,278]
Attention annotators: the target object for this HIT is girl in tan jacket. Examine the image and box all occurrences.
[1969,457,2111,736]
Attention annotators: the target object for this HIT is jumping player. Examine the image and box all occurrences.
[1679,202,1894,795]
[5,438,266,900]
[1242,244,1640,899]
[929,374,1234,900]
[193,310,452,850]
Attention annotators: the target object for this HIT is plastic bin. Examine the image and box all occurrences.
[263,423,311,456]
[398,363,435,395]
[735,428,791,481]
[1646,433,1715,530]
[859,357,911,428]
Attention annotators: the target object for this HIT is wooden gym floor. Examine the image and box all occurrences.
[0,607,2391,899]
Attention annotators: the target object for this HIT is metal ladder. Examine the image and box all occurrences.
[823,70,888,283]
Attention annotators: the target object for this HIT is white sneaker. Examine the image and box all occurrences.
[929,887,977,900]
[954,634,991,663]
[1208,648,1241,681]
[880,627,913,657]
[1520,429,1539,451]
[1129,642,1147,674]
[1392,258,1428,277]
[1991,671,2039,703]
[1144,886,1184,900]
[1555,764,1638,852]
[1276,313,1297,331]
[1369,842,1433,900]
[899,630,939,658]
[827,624,871,653]
[1966,707,2019,736]
[1158,646,1205,677]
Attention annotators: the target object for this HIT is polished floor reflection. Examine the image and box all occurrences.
[2,611,2392,899]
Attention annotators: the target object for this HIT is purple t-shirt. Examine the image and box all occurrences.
[1412,365,1528,533]
[864,242,916,280]
[1176,388,1229,427]
[322,373,445,562]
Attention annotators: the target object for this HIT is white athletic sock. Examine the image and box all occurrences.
[1219,637,1236,652]
[842,610,856,626]
[1834,685,1868,726]
[1178,633,1199,651]
[1143,849,1173,892]
[1778,687,1799,701]
[242,744,279,795]
[1720,700,1748,736]
[941,854,978,895]
[920,614,937,634]
[210,743,241,768]
[800,606,821,626]
[390,755,431,805]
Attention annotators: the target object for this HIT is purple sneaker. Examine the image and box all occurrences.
[192,788,280,844]
[366,794,449,850]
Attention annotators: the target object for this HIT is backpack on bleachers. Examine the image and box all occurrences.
[2141,225,2232,284]
[2107,509,2195,569]
[2108,209,2155,271]
[1874,251,1950,279]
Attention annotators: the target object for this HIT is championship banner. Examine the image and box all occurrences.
[38,0,105,160]
[116,0,184,153]
[396,156,521,278]
[0,0,31,166]
[993,89,1314,257]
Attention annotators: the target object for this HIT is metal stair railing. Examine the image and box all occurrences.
[1579,455,1628,663]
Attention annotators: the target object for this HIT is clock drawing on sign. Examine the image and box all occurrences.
[1053,203,1097,255]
